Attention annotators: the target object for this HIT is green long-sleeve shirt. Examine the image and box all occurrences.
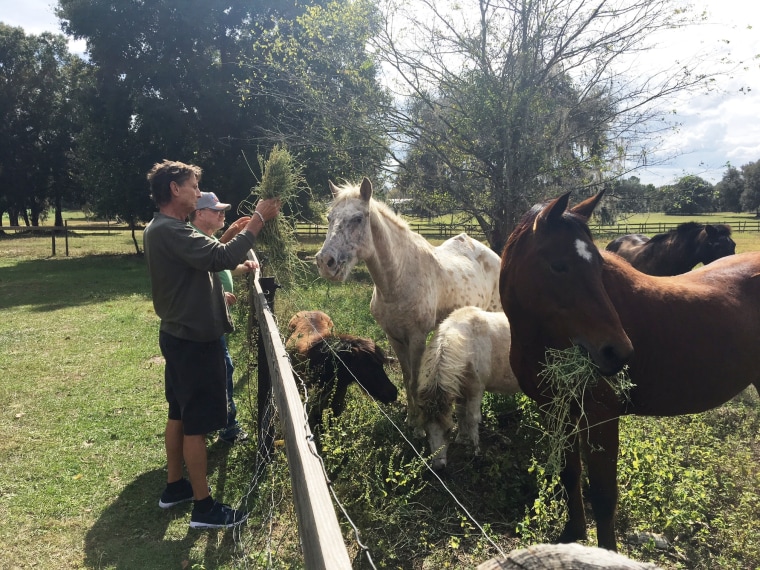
[143,212,255,342]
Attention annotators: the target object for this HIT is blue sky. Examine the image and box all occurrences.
[2,0,759,187]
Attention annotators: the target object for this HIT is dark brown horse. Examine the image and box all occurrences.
[605,221,735,275]
[286,310,398,431]
[499,191,760,550]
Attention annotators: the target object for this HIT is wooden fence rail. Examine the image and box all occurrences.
[295,219,760,240]
[248,259,353,569]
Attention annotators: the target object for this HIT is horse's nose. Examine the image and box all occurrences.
[598,343,633,376]
[316,251,335,269]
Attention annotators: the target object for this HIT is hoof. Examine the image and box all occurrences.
[431,458,447,471]
[555,528,587,544]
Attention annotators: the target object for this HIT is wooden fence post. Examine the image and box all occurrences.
[256,276,278,463]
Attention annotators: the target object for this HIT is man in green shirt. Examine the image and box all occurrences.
[143,159,280,529]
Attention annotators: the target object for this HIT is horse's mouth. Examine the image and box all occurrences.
[573,340,631,377]
[315,256,348,282]
[317,266,345,282]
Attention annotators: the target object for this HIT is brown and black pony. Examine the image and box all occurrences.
[499,191,760,550]
[286,310,398,431]
[605,221,735,275]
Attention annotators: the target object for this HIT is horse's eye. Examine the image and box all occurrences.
[550,260,569,274]
[350,215,364,226]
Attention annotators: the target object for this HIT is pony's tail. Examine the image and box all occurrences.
[417,329,467,428]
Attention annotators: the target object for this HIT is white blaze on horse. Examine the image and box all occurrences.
[315,178,502,431]
[417,306,520,469]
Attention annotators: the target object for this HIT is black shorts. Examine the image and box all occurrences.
[159,331,227,435]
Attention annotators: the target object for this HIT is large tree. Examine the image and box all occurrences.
[715,165,744,213]
[740,160,760,215]
[235,0,392,209]
[661,174,715,215]
[57,0,391,238]
[0,25,81,228]
[373,0,730,251]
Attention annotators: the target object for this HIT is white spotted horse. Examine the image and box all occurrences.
[315,178,501,433]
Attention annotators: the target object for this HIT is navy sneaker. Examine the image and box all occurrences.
[158,479,212,509]
[218,427,249,445]
[190,501,249,529]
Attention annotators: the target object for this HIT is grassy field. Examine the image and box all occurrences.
[1,214,760,569]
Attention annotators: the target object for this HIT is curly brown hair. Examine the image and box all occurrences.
[146,159,203,206]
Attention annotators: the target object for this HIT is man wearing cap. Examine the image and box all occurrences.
[189,191,249,445]
[143,159,280,530]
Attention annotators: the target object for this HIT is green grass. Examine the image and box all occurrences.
[0,254,265,569]
[1,220,760,569]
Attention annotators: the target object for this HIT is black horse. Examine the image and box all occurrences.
[606,222,735,275]
[286,311,398,431]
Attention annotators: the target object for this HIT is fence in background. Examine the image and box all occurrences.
[0,223,141,257]
[296,219,760,241]
[3,218,760,258]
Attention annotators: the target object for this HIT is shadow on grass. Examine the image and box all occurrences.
[84,441,241,570]
[0,254,150,312]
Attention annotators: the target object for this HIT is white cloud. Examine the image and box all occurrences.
[0,0,86,55]
[637,0,760,185]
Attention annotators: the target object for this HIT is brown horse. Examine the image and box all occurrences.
[499,191,760,550]
[286,310,398,431]
[605,221,735,275]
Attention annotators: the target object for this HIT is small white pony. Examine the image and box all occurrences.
[417,306,520,469]
[315,178,502,432]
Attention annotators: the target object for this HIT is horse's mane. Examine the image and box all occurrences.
[644,222,730,246]
[335,334,387,365]
[646,221,703,244]
[331,181,411,234]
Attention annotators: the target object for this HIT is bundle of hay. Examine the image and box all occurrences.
[240,144,307,282]
[519,346,634,541]
[537,345,633,473]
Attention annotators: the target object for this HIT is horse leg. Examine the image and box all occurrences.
[387,337,413,416]
[387,336,426,435]
[583,418,620,551]
[556,435,588,544]
[407,334,430,436]
[455,388,484,454]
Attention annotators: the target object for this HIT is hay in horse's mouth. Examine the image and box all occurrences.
[537,346,634,471]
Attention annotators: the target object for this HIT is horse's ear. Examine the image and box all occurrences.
[328,179,339,198]
[537,192,572,228]
[359,177,373,202]
[703,224,717,237]
[569,190,605,222]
